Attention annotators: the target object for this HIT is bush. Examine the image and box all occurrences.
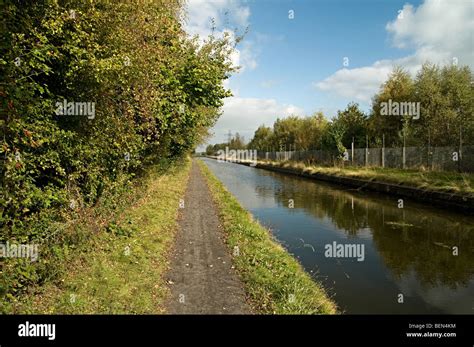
[0,0,235,306]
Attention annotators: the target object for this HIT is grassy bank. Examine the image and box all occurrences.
[6,159,191,314]
[197,160,337,314]
[255,160,474,196]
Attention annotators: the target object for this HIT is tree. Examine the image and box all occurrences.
[298,112,328,150]
[321,121,346,157]
[247,125,273,151]
[331,103,367,148]
[0,0,237,300]
[369,67,415,147]
[368,63,473,147]
[272,116,302,150]
[229,132,246,149]
[439,65,474,146]
[411,63,447,147]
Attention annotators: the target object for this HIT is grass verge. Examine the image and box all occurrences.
[197,159,337,314]
[8,158,191,314]
[257,160,474,196]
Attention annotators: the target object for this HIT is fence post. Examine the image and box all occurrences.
[428,128,431,170]
[351,137,354,166]
[459,124,462,172]
[382,134,385,168]
[402,130,406,169]
[365,135,368,167]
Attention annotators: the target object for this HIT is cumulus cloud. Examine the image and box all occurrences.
[314,0,474,103]
[314,62,393,103]
[184,0,256,72]
[208,97,304,144]
[387,1,473,57]
[184,1,278,149]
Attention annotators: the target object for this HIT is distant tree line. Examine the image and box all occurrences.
[206,132,246,154]
[240,64,473,157]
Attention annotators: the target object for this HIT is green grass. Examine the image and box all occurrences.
[258,160,474,196]
[198,160,337,314]
[10,159,191,314]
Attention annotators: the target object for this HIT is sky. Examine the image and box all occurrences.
[184,0,474,148]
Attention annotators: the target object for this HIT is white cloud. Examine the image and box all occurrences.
[239,41,258,71]
[207,97,304,144]
[184,1,271,149]
[314,0,474,103]
[387,0,473,56]
[314,63,393,103]
[184,0,257,72]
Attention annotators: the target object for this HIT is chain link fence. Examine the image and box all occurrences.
[257,145,474,172]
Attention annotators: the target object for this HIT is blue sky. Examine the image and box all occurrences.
[185,0,473,146]
[233,0,421,112]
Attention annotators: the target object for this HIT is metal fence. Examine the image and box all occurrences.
[257,145,474,172]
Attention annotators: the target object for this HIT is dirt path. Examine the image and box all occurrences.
[165,160,251,314]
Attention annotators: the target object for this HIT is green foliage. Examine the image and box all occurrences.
[331,103,367,148]
[228,132,246,149]
[247,125,273,151]
[322,121,346,158]
[272,116,301,150]
[245,113,328,152]
[105,221,136,237]
[205,132,246,155]
[369,67,417,147]
[244,63,472,154]
[7,159,192,314]
[1,0,234,305]
[296,112,328,150]
[370,63,473,147]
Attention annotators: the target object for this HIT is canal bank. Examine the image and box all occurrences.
[201,158,474,314]
[206,157,474,214]
[197,160,338,314]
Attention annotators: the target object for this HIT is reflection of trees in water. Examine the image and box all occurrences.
[370,214,474,289]
[265,172,474,288]
[264,173,368,234]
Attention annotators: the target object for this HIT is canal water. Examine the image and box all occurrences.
[202,158,474,314]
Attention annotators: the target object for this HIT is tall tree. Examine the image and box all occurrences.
[298,112,328,150]
[332,103,367,148]
[369,67,415,147]
[247,125,273,151]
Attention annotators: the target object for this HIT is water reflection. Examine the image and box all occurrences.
[202,159,474,314]
[269,173,474,288]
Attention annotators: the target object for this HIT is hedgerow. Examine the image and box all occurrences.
[0,0,235,308]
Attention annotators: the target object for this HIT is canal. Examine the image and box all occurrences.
[202,158,474,314]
